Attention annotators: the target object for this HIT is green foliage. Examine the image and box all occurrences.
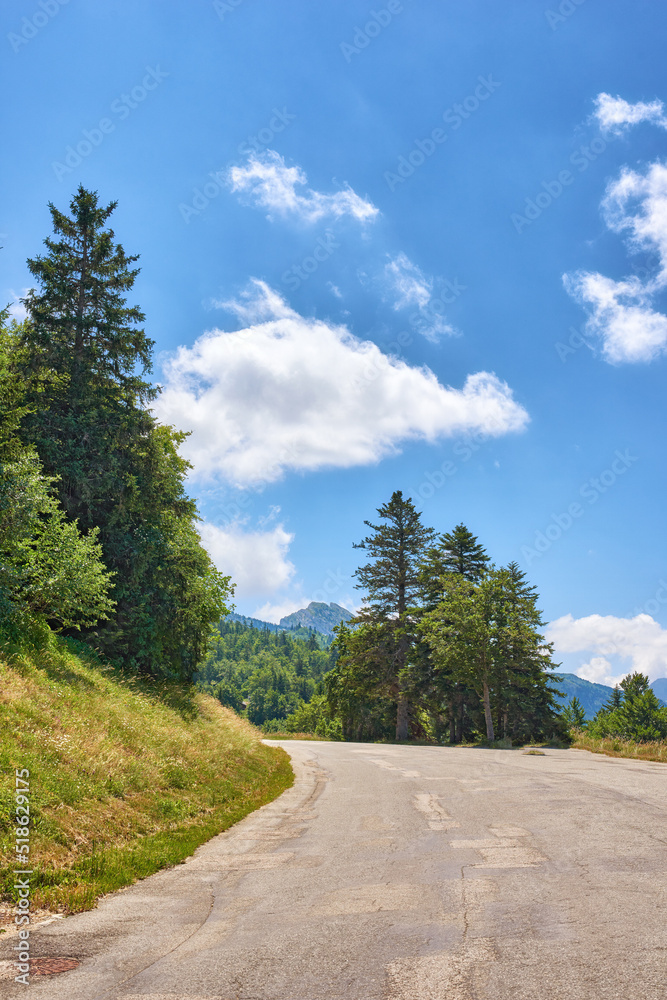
[0,451,115,633]
[264,694,344,740]
[196,619,335,727]
[587,672,667,742]
[561,695,587,729]
[419,522,490,606]
[421,564,567,744]
[0,311,114,637]
[13,186,231,677]
[333,495,568,746]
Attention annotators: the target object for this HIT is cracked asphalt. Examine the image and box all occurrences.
[1,741,666,999]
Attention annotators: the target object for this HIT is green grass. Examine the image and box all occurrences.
[0,634,293,914]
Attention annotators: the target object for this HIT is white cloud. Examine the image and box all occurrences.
[199,519,295,597]
[154,281,529,486]
[602,162,667,281]
[564,160,667,363]
[563,270,667,363]
[593,93,667,134]
[386,253,431,310]
[546,613,667,684]
[383,253,457,342]
[227,150,379,225]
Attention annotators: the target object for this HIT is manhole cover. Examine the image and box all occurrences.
[30,957,80,976]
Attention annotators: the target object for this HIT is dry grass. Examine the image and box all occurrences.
[0,636,293,914]
[571,731,667,763]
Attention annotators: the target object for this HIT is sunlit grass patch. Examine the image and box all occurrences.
[0,635,293,914]
[570,731,667,763]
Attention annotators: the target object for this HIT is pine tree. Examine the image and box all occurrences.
[420,522,489,605]
[16,187,231,677]
[342,491,434,739]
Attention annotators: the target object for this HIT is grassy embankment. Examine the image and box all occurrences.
[0,635,293,916]
[570,730,667,762]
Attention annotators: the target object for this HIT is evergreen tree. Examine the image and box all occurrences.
[340,491,434,739]
[419,522,489,605]
[562,696,587,729]
[0,310,114,637]
[16,187,231,676]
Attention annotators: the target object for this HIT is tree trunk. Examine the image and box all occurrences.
[396,696,409,740]
[482,679,495,741]
[449,699,457,744]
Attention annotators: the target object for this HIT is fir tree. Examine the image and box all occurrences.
[342,491,434,739]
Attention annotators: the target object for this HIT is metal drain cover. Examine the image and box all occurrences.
[30,957,80,976]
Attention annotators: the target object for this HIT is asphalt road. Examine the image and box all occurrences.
[1,741,666,999]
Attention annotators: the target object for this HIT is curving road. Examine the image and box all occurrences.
[1,740,666,999]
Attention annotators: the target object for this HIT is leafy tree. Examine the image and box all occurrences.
[562,696,587,729]
[421,566,566,743]
[346,491,434,739]
[418,524,490,741]
[0,450,114,635]
[15,187,231,676]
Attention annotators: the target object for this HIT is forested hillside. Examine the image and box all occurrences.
[196,619,336,726]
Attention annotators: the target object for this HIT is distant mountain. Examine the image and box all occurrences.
[651,677,667,703]
[551,673,615,719]
[279,601,354,636]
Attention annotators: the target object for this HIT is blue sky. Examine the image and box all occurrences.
[3,0,667,684]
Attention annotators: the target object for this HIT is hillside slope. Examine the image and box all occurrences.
[0,636,292,916]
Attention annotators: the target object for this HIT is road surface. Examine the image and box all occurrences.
[1,740,666,999]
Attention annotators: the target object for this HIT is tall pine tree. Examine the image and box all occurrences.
[337,491,433,740]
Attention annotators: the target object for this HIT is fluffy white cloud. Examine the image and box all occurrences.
[199,520,295,597]
[383,253,456,341]
[564,161,667,363]
[593,92,667,133]
[546,613,667,684]
[227,150,378,224]
[563,270,667,363]
[602,162,667,280]
[154,282,529,486]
